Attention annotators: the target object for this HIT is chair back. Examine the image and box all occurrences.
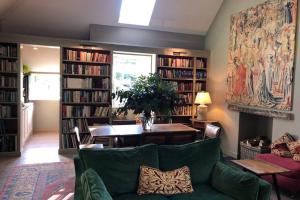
[74,126,81,149]
[204,124,221,139]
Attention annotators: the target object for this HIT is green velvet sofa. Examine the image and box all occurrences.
[74,138,271,200]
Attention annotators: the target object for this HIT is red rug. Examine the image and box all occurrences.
[0,162,75,200]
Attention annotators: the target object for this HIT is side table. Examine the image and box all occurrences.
[232,159,290,200]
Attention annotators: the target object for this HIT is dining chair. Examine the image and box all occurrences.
[74,126,103,149]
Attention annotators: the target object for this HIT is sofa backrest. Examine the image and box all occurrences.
[158,138,221,185]
[78,138,221,197]
[79,144,159,197]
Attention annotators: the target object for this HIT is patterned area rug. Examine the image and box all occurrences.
[0,162,75,200]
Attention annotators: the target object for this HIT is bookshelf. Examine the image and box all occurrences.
[60,47,112,152]
[0,43,20,155]
[157,54,208,124]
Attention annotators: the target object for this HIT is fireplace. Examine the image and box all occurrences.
[238,112,273,158]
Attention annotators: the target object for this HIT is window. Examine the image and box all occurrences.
[112,52,155,107]
[29,73,60,100]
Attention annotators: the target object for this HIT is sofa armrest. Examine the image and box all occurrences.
[258,179,272,200]
[81,168,113,200]
[74,155,85,200]
[212,162,265,200]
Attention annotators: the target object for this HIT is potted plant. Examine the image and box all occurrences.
[113,73,179,130]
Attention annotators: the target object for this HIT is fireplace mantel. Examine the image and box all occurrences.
[228,104,294,120]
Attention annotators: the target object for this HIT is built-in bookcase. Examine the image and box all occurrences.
[156,54,208,124]
[0,43,20,155]
[60,47,112,152]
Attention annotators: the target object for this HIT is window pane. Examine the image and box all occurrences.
[29,73,60,100]
[112,53,153,107]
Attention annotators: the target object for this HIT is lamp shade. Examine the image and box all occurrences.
[195,91,212,105]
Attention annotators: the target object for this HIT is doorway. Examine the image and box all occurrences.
[20,44,62,163]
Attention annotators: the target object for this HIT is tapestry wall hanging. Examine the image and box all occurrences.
[226,0,297,111]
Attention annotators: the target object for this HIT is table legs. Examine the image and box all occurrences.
[272,174,281,200]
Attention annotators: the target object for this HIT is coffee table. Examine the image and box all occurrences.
[232,159,290,200]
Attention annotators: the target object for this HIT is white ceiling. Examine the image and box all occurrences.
[0,0,223,40]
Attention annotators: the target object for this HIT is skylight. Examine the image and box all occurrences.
[118,0,156,26]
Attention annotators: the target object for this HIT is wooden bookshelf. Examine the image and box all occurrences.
[156,54,208,124]
[0,42,20,156]
[59,46,112,152]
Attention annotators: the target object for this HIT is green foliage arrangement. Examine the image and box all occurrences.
[113,73,179,120]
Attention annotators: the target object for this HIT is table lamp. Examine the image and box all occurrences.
[195,91,212,120]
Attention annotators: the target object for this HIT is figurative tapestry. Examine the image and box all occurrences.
[226,0,297,111]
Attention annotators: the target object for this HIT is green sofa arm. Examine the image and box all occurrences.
[258,179,272,200]
[211,162,271,200]
[81,168,113,200]
[74,155,85,200]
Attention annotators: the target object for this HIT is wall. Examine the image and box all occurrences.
[205,0,300,157]
[90,24,205,50]
[21,45,60,132]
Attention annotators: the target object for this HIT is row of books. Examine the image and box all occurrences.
[0,76,17,87]
[0,91,17,102]
[0,44,17,57]
[0,106,15,118]
[159,69,193,79]
[0,135,15,152]
[178,93,193,104]
[63,91,109,103]
[62,133,91,149]
[63,78,110,89]
[94,107,109,117]
[63,64,109,76]
[65,49,111,63]
[159,69,207,79]
[196,71,207,79]
[172,106,195,116]
[62,106,109,118]
[0,120,6,134]
[168,82,202,92]
[158,57,193,68]
[0,60,17,72]
[196,58,206,69]
[62,133,77,149]
[62,118,89,133]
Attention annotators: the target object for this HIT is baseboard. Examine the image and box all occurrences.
[33,129,58,133]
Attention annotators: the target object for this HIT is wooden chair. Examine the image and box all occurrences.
[74,127,103,149]
[203,124,221,139]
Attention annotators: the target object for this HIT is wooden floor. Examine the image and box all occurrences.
[0,132,73,180]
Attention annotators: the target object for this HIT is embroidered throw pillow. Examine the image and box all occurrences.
[293,154,300,162]
[271,133,295,158]
[287,140,300,154]
[137,166,194,195]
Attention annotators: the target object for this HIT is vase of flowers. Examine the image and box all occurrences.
[113,73,179,130]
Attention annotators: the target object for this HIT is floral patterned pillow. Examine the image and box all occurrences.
[293,154,300,162]
[271,133,295,158]
[137,166,194,195]
[287,140,300,155]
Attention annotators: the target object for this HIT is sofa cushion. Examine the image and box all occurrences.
[168,184,234,200]
[80,168,113,200]
[137,165,193,195]
[158,138,220,185]
[114,193,169,200]
[212,162,259,200]
[256,153,300,179]
[79,144,159,197]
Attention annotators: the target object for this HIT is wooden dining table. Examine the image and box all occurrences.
[89,123,199,146]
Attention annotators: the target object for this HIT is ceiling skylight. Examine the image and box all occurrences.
[118,0,156,26]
